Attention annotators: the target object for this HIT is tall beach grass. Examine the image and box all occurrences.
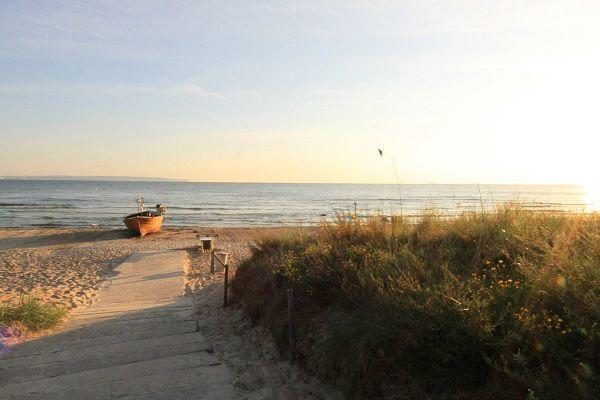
[231,205,599,399]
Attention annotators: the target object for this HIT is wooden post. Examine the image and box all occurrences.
[215,251,228,272]
[210,250,215,274]
[223,264,229,307]
[287,288,294,362]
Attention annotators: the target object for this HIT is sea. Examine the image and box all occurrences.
[0,180,594,228]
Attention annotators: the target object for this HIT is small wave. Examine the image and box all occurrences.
[168,206,231,211]
[29,223,65,227]
[0,202,76,209]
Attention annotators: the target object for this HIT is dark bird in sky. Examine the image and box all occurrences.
[378,148,384,156]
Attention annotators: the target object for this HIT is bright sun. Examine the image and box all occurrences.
[583,182,600,211]
[489,53,600,185]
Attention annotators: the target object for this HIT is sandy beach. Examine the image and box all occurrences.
[1,225,343,399]
[0,226,303,307]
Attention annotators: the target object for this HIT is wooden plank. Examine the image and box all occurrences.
[1,358,234,400]
[0,250,235,399]
[0,321,198,359]
[1,332,211,383]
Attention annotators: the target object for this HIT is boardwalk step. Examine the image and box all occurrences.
[0,250,235,400]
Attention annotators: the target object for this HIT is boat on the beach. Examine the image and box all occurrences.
[123,196,166,236]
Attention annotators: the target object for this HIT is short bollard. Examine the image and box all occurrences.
[200,237,214,253]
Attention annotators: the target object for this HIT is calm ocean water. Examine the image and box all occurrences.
[0,180,593,228]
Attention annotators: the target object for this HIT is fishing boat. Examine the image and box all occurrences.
[123,196,166,236]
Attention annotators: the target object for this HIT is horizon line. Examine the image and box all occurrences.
[0,175,584,186]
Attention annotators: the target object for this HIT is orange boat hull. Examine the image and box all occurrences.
[123,214,163,236]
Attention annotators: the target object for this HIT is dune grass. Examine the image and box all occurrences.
[231,205,600,399]
[0,296,67,333]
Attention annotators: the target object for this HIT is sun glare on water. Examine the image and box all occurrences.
[583,182,600,212]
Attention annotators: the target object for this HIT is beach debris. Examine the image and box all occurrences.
[0,325,23,356]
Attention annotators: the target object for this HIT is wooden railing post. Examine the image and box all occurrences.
[210,250,215,274]
[212,251,230,307]
[223,264,229,307]
[287,288,294,362]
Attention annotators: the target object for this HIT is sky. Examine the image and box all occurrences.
[1,0,600,184]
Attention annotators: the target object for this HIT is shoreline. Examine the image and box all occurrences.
[0,225,309,231]
[0,203,592,233]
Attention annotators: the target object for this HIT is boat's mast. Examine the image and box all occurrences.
[137,195,145,212]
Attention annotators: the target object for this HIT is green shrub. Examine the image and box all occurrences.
[231,205,600,399]
[0,296,67,333]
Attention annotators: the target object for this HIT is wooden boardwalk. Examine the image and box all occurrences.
[0,250,236,400]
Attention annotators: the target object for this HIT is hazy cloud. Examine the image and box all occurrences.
[0,83,228,100]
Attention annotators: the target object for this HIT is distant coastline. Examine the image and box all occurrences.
[0,177,582,186]
[0,175,187,182]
